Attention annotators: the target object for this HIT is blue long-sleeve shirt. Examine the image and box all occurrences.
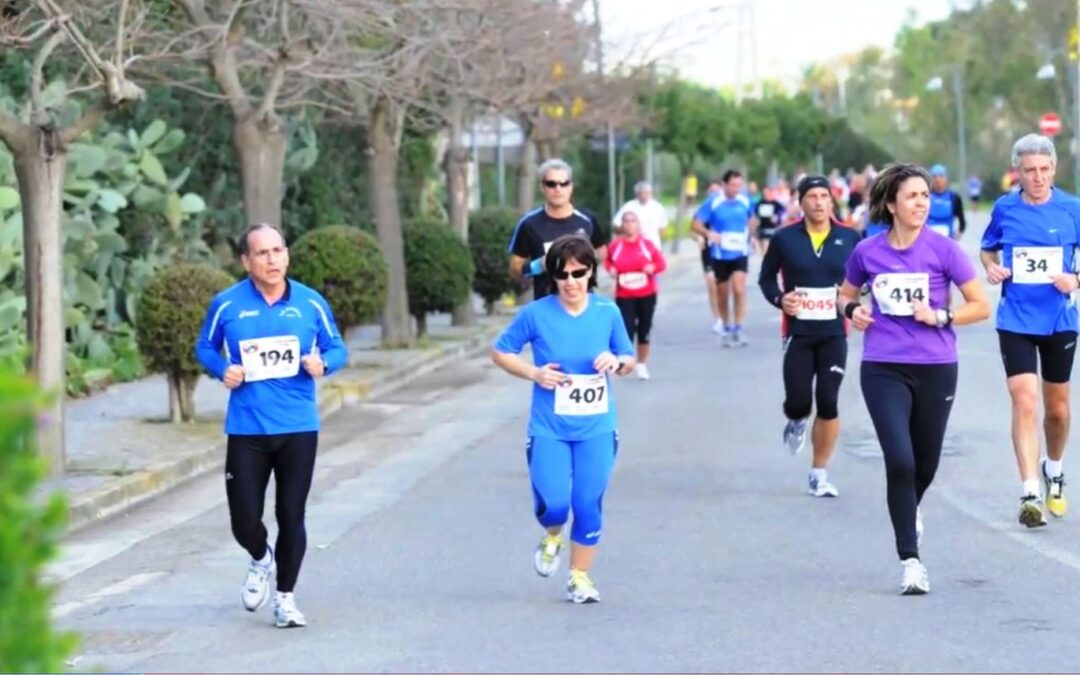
[195,278,348,435]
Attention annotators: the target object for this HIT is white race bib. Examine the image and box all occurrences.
[757,204,776,218]
[239,335,301,382]
[1012,246,1063,284]
[553,374,609,416]
[871,273,930,316]
[794,286,838,321]
[928,224,951,238]
[618,272,649,290]
[720,230,748,253]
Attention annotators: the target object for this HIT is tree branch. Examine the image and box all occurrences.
[116,0,130,68]
[60,98,109,145]
[29,30,65,127]
[257,60,287,118]
[0,109,31,153]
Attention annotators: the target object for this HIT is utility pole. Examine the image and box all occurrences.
[591,0,617,219]
[951,65,968,188]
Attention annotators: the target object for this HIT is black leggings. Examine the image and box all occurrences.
[616,295,658,345]
[782,335,847,420]
[860,362,957,561]
[225,432,318,592]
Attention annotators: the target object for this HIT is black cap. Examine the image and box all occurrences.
[797,175,830,202]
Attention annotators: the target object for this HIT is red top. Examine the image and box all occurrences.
[604,236,668,298]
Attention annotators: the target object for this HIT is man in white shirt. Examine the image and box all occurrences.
[612,181,669,249]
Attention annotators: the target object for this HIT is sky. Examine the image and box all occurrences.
[603,0,959,90]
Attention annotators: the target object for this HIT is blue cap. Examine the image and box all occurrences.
[929,164,947,177]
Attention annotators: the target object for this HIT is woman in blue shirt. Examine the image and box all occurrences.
[492,235,635,604]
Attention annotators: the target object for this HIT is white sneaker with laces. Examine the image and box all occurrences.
[783,418,810,455]
[635,363,651,380]
[712,319,725,334]
[566,570,600,604]
[900,558,929,595]
[533,533,562,578]
[241,546,274,612]
[273,592,307,628]
[808,473,839,498]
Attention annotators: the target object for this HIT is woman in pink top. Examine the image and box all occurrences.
[604,211,667,380]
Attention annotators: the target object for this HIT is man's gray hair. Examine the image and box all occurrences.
[538,158,573,182]
[634,181,653,194]
[1012,133,1057,168]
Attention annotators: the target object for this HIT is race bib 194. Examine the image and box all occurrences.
[239,335,301,382]
[871,273,930,316]
[1012,246,1063,285]
[553,374,609,416]
[794,286,838,321]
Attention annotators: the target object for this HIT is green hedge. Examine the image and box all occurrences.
[468,207,520,314]
[404,219,474,337]
[289,225,389,330]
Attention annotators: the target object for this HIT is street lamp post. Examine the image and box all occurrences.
[926,66,968,187]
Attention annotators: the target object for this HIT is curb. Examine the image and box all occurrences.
[65,319,508,533]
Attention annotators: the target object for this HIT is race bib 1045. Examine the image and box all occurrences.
[794,286,838,321]
[871,273,930,316]
[1012,246,1063,285]
[553,374,609,416]
[239,335,301,382]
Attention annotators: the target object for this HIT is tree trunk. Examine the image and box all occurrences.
[414,312,428,339]
[169,372,199,423]
[516,131,537,214]
[447,97,475,328]
[367,97,413,347]
[168,373,181,424]
[671,166,691,255]
[14,139,67,473]
[234,113,286,226]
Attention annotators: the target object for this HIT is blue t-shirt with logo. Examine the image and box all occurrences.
[696,194,752,260]
[981,189,1080,335]
[494,294,633,441]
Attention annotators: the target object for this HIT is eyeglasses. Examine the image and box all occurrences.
[543,180,572,189]
[553,268,589,280]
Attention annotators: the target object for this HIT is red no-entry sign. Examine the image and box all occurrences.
[1040,112,1062,137]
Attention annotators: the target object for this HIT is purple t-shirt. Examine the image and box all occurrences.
[845,229,977,364]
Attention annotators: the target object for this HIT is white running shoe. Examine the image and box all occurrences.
[1018,494,1048,528]
[712,319,725,334]
[241,547,274,611]
[915,507,924,547]
[635,363,651,380]
[900,558,929,595]
[533,533,562,578]
[808,473,839,498]
[783,418,810,455]
[273,592,307,628]
[731,331,749,348]
[566,569,600,604]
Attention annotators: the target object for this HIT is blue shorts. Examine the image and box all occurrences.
[526,432,618,545]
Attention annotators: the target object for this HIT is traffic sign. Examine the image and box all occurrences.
[1040,112,1062,137]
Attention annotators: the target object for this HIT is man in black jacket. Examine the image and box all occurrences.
[759,175,861,497]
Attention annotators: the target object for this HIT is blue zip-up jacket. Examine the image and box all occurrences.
[194,278,348,435]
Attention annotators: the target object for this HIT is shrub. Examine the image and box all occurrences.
[468,207,520,314]
[289,225,389,331]
[0,374,77,672]
[404,218,475,337]
[135,263,234,422]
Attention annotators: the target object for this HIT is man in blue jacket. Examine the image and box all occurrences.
[195,223,347,629]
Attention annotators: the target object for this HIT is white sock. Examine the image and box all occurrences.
[1023,479,1041,497]
[1046,459,1064,478]
[276,591,292,601]
[810,468,827,483]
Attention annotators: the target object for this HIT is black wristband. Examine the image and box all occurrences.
[844,302,858,320]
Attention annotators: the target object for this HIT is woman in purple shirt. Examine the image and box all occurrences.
[838,164,990,596]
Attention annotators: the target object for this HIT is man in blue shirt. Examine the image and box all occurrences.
[980,134,1080,528]
[195,223,347,628]
[691,169,755,346]
[926,164,966,239]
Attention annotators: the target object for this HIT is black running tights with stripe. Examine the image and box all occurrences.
[225,432,318,592]
[860,362,957,561]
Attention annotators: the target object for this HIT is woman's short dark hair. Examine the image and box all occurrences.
[869,163,931,228]
[545,234,598,291]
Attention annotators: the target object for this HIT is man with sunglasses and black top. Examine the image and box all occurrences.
[759,175,860,497]
[509,158,609,299]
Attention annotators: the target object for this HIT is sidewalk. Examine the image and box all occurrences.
[49,239,704,533]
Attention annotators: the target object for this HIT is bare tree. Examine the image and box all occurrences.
[0,0,145,470]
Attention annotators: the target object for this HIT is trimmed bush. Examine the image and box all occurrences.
[136,263,234,423]
[0,374,76,671]
[404,218,475,337]
[289,225,389,330]
[468,207,520,314]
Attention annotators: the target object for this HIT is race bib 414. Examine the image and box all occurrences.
[871,273,930,316]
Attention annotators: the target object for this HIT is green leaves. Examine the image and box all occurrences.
[139,152,168,186]
[0,187,18,211]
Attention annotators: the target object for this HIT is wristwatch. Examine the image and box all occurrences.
[934,308,954,327]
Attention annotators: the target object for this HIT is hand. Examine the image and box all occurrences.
[781,291,801,317]
[531,363,567,390]
[1052,273,1079,295]
[985,262,1011,285]
[593,351,621,374]
[912,301,938,326]
[706,231,724,245]
[302,354,326,378]
[850,304,875,331]
[223,364,245,389]
[643,263,656,275]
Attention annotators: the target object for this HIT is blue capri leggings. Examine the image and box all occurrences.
[526,432,618,545]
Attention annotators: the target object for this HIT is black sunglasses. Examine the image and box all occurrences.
[553,268,589,280]
[543,179,572,189]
